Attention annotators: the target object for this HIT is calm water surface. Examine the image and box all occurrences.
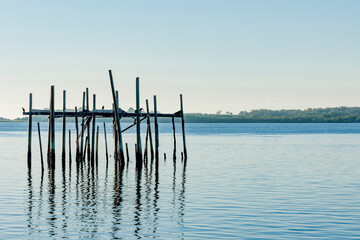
[0,122,360,239]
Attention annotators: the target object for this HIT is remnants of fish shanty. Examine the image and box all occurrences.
[24,70,187,173]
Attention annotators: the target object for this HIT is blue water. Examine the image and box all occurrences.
[0,122,360,239]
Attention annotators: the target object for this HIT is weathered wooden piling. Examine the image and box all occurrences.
[69,130,72,166]
[37,122,44,173]
[74,107,79,160]
[80,92,85,161]
[96,126,99,164]
[86,88,90,162]
[23,70,188,173]
[172,115,176,160]
[91,94,96,165]
[180,94,187,160]
[126,143,130,164]
[109,70,124,165]
[103,122,109,164]
[62,90,66,167]
[83,136,88,162]
[48,86,55,169]
[136,77,142,167]
[27,93,32,168]
[154,95,159,162]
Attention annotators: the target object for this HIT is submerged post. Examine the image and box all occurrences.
[91,94,96,165]
[27,93,32,168]
[62,90,66,167]
[154,95,159,163]
[126,143,130,164]
[48,86,55,169]
[108,70,124,165]
[96,125,99,164]
[37,122,44,173]
[180,94,187,160]
[136,77,142,167]
[69,130,72,166]
[103,122,109,164]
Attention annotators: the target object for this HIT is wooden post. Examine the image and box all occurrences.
[62,90,66,168]
[83,136,88,162]
[108,70,124,165]
[27,93,32,168]
[180,94,187,160]
[80,91,85,161]
[37,122,44,173]
[115,91,120,159]
[74,107,79,161]
[146,99,154,160]
[68,130,72,167]
[86,88,90,162]
[154,95,159,163]
[136,77,142,167]
[103,122,109,165]
[91,94,96,165]
[48,86,55,169]
[112,105,118,161]
[172,115,176,161]
[126,143,130,164]
[96,125,99,165]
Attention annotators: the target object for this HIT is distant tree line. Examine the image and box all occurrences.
[184,107,360,123]
[5,107,360,123]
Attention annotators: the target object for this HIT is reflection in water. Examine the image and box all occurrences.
[26,157,187,238]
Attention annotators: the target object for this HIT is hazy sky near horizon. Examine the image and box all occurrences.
[1,0,360,119]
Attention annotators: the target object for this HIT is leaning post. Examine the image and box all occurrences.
[108,70,125,165]
[146,99,154,160]
[180,94,187,160]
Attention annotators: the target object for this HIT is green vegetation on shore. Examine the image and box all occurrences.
[4,107,360,123]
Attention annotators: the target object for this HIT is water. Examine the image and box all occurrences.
[1,122,360,239]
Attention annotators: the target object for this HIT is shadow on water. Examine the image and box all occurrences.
[25,157,187,239]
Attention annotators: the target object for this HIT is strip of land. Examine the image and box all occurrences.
[3,107,360,123]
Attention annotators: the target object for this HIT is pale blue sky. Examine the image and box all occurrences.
[1,0,360,119]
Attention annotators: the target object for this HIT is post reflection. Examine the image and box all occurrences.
[25,157,187,238]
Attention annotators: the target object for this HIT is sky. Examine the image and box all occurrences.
[1,0,360,119]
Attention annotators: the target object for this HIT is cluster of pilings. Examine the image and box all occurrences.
[25,70,187,173]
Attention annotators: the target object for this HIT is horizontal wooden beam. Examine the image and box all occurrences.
[23,109,181,118]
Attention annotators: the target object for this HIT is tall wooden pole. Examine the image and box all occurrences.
[136,77,142,167]
[180,94,187,160]
[48,86,55,169]
[80,91,85,161]
[37,122,44,173]
[154,95,159,163]
[172,115,176,160]
[27,93,32,168]
[103,122,109,165]
[115,91,120,159]
[146,99,154,160]
[86,88,90,162]
[62,90,66,167]
[74,107,79,161]
[91,94,96,165]
[108,70,125,165]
